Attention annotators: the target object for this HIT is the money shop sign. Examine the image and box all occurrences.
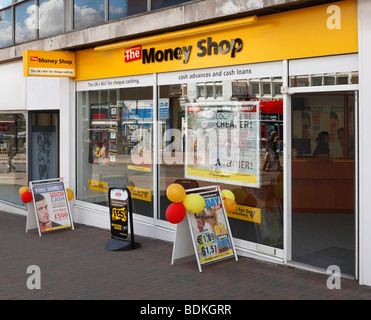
[23,50,76,77]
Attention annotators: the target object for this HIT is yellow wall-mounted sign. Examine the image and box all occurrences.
[75,0,357,81]
[23,50,76,77]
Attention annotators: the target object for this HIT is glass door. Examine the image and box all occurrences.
[291,92,356,276]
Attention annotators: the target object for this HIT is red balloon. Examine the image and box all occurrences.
[21,191,33,203]
[166,202,186,224]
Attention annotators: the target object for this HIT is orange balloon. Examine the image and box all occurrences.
[19,186,29,196]
[166,183,186,203]
[224,198,237,213]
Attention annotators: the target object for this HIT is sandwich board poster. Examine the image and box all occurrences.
[29,178,74,236]
[189,188,235,265]
[171,186,238,272]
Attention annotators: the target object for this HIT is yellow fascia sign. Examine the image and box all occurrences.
[23,50,76,77]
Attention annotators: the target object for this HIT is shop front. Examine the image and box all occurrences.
[72,0,358,275]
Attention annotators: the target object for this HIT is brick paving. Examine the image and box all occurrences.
[1,210,371,301]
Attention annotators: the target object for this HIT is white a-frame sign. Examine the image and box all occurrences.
[171,186,238,272]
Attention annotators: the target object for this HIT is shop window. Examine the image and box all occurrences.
[0,113,27,206]
[76,84,154,218]
[159,76,284,250]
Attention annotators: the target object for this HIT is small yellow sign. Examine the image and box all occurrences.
[88,179,109,193]
[227,204,261,224]
[23,50,76,77]
[127,186,152,202]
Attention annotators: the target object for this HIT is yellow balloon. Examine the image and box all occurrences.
[19,186,29,196]
[224,198,237,213]
[222,189,235,201]
[66,188,74,201]
[183,194,205,213]
[166,183,186,203]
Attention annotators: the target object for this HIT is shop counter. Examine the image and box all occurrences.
[292,158,355,213]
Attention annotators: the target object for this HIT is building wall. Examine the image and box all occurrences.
[357,0,371,287]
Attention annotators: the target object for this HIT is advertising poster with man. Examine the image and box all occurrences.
[188,190,234,265]
[32,182,73,233]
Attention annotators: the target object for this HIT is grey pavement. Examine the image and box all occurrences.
[1,210,371,302]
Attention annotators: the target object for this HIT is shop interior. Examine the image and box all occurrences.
[291,92,356,276]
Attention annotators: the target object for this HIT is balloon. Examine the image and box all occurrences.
[18,186,29,196]
[66,188,74,201]
[21,191,33,203]
[231,188,247,205]
[166,202,186,224]
[222,189,235,201]
[245,194,257,207]
[183,193,205,213]
[166,183,186,203]
[224,198,237,213]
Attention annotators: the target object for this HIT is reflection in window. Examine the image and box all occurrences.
[0,8,12,47]
[109,0,147,21]
[290,72,359,87]
[0,0,11,9]
[15,0,37,44]
[74,0,105,30]
[159,77,284,249]
[151,0,191,10]
[76,86,154,218]
[39,0,64,38]
[0,113,27,206]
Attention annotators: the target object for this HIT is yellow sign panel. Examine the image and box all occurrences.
[23,50,76,77]
[88,179,109,193]
[227,205,261,224]
[127,186,152,202]
[75,0,357,81]
[186,167,258,185]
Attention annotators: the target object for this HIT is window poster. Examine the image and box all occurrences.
[188,189,235,265]
[31,179,74,235]
[185,101,260,188]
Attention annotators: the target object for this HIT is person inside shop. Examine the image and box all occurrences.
[263,131,277,171]
[312,131,330,158]
[35,193,59,232]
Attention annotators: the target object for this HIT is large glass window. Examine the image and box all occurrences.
[39,0,64,38]
[15,0,37,44]
[108,0,147,21]
[151,0,191,10]
[159,75,284,250]
[74,0,105,30]
[76,81,154,218]
[0,8,12,48]
[0,113,27,206]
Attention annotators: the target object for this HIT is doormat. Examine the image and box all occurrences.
[294,246,354,276]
